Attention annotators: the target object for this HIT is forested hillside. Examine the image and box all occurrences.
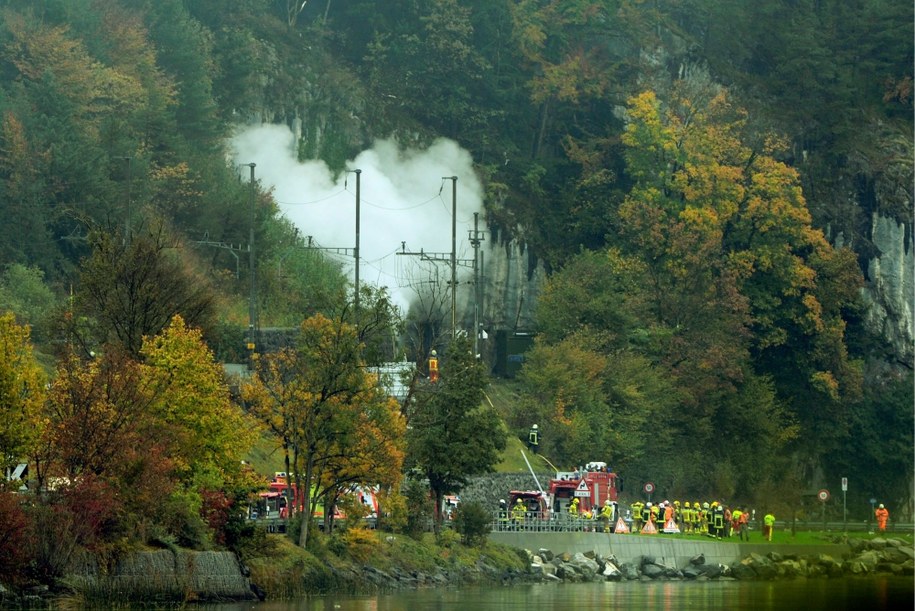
[0,0,911,525]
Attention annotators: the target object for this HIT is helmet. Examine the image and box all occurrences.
[532,424,538,429]
[646,502,652,508]
[572,497,579,504]
[431,349,437,356]
[702,502,710,509]
[604,499,611,506]
[516,498,523,503]
[674,500,680,506]
[879,503,884,509]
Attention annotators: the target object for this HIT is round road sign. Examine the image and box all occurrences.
[817,489,830,502]
[644,482,655,494]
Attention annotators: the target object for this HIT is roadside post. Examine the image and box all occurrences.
[818,489,830,529]
[841,477,847,529]
[869,497,877,533]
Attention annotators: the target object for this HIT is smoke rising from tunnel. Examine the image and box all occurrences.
[230,124,484,313]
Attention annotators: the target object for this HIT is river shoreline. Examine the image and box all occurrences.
[1,532,912,606]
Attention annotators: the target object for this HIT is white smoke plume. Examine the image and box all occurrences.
[230,124,484,312]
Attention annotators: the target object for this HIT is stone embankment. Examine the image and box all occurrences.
[525,537,914,582]
[0,550,258,606]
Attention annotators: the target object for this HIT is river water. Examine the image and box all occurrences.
[205,577,914,611]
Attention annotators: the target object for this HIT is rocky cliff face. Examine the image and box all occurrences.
[862,213,914,368]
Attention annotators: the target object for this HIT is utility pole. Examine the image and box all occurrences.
[245,163,257,366]
[353,169,361,316]
[468,212,485,356]
[444,176,457,338]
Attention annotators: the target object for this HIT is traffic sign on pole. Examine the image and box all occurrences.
[841,477,847,492]
[643,482,654,503]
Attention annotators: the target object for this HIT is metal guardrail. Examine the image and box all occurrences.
[487,511,914,535]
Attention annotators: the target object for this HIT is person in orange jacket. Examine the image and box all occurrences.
[875,503,889,532]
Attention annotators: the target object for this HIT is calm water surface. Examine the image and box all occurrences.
[205,577,914,611]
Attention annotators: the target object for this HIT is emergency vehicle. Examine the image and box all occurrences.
[249,473,379,530]
[507,461,621,529]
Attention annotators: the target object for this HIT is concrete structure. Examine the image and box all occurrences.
[489,532,849,568]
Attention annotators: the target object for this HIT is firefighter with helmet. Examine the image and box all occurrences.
[428,350,439,383]
[511,497,526,529]
[599,499,614,533]
[528,424,540,454]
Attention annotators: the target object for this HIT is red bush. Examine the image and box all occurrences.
[0,491,33,584]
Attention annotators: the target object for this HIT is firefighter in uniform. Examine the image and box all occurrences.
[511,498,526,529]
[642,502,653,529]
[599,500,614,533]
[527,424,540,454]
[428,350,439,383]
[631,500,644,531]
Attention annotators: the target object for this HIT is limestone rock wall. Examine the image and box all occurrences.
[862,213,914,367]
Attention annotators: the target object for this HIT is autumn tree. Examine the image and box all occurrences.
[617,84,861,481]
[242,313,406,547]
[407,335,506,531]
[40,347,158,484]
[141,315,256,491]
[75,227,217,358]
[0,312,45,477]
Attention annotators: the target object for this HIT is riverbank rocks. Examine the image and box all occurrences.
[523,538,915,583]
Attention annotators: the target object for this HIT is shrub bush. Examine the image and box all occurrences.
[0,491,33,584]
[452,501,491,547]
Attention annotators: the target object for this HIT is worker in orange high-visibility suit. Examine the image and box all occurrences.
[875,503,889,532]
[428,350,439,383]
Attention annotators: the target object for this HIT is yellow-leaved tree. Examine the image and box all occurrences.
[0,312,45,479]
[142,315,257,492]
[242,313,406,547]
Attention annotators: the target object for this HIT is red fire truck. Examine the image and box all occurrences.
[507,461,621,530]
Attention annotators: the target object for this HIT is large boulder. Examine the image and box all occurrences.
[641,563,665,579]
[730,563,757,580]
[603,561,623,581]
[569,553,600,579]
[619,563,641,580]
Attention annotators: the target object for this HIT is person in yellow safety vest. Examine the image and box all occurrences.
[700,502,710,534]
[763,511,776,541]
[568,497,580,531]
[497,499,510,531]
[642,502,653,529]
[650,502,660,525]
[511,498,526,529]
[599,500,614,533]
[692,501,702,533]
[631,500,644,531]
[673,500,682,531]
[731,507,742,538]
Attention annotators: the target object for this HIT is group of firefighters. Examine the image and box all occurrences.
[628,499,768,540]
[502,495,893,538]
[500,496,778,540]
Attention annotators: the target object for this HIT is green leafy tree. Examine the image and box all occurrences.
[407,335,506,531]
[0,312,45,476]
[0,264,57,343]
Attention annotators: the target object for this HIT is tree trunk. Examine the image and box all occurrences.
[298,453,314,547]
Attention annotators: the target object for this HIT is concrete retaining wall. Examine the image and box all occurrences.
[489,532,849,569]
[68,550,254,601]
